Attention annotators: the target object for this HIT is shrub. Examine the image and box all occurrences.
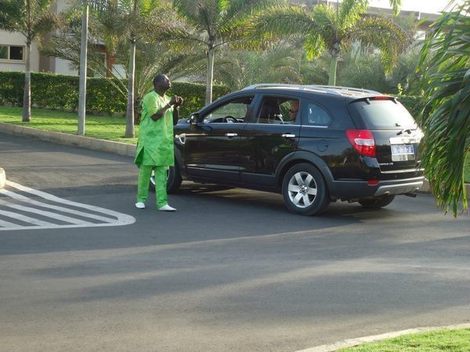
[395,95,425,121]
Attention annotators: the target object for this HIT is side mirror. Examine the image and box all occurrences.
[189,113,200,125]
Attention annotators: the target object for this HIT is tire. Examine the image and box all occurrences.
[359,195,395,209]
[150,165,182,194]
[282,163,329,216]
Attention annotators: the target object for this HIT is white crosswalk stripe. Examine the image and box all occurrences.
[0,180,135,231]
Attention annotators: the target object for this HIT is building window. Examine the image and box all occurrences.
[0,45,25,61]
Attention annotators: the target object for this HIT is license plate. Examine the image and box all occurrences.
[391,144,415,161]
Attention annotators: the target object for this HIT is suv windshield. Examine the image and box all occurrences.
[350,99,417,130]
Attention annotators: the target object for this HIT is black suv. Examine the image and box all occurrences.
[164,84,424,215]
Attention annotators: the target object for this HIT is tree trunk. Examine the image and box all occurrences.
[328,54,338,86]
[22,41,32,122]
[125,39,136,138]
[205,47,215,105]
[78,0,89,135]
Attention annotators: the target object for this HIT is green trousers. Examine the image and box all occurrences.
[137,165,168,208]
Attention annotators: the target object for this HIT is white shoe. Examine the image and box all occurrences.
[158,204,176,212]
[135,202,146,209]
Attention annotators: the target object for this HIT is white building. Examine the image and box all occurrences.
[0,0,78,76]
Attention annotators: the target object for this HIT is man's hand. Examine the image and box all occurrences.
[170,95,183,107]
[174,96,183,107]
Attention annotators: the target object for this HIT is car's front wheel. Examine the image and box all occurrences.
[359,195,395,209]
[282,163,329,216]
[150,165,182,194]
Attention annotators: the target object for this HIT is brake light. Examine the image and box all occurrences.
[346,129,376,157]
[370,96,391,101]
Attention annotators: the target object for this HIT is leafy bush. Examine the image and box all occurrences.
[0,72,229,117]
[395,95,425,122]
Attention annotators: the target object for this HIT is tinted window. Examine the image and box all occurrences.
[303,102,332,127]
[257,96,299,124]
[204,96,253,123]
[9,46,23,60]
[350,99,417,129]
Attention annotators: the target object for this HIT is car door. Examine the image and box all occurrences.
[240,94,301,187]
[183,94,254,183]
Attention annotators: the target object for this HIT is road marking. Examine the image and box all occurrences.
[0,208,58,227]
[0,180,135,231]
[0,201,95,225]
[0,189,117,223]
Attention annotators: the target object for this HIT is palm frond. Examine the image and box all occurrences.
[338,0,367,29]
[418,0,470,215]
[253,5,318,42]
[350,16,409,73]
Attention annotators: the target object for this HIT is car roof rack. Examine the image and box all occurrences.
[241,83,381,97]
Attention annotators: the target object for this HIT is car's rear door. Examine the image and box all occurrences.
[240,93,301,187]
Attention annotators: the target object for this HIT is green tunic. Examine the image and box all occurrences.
[134,91,174,167]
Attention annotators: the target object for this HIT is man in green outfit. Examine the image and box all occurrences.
[134,74,183,211]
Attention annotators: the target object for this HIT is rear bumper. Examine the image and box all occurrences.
[374,179,424,196]
[330,176,425,200]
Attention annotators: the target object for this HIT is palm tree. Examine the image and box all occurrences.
[45,1,196,122]
[0,0,58,122]
[417,0,470,216]
[161,0,277,104]
[101,0,166,137]
[214,43,328,90]
[255,0,408,85]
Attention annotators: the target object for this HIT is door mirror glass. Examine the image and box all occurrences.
[189,113,200,125]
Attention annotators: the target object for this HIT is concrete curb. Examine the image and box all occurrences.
[295,323,470,352]
[0,167,5,189]
[1,122,469,194]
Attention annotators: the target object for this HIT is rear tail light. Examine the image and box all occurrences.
[346,129,376,157]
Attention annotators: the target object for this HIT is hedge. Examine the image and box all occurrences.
[0,71,229,117]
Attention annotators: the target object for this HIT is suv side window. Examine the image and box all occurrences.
[302,101,332,127]
[257,96,299,124]
[204,96,253,123]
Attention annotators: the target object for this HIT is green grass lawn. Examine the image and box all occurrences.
[339,328,470,352]
[0,105,469,182]
[0,106,138,144]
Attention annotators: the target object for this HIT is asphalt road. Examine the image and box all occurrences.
[1,132,469,352]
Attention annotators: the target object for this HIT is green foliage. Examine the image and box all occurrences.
[214,44,328,90]
[254,0,408,86]
[169,81,230,116]
[395,95,424,120]
[164,0,279,103]
[0,72,24,106]
[0,72,228,117]
[416,0,470,215]
[337,52,390,92]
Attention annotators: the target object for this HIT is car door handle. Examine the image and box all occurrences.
[282,133,296,138]
[225,133,238,137]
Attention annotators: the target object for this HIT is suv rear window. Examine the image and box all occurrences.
[349,99,417,130]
